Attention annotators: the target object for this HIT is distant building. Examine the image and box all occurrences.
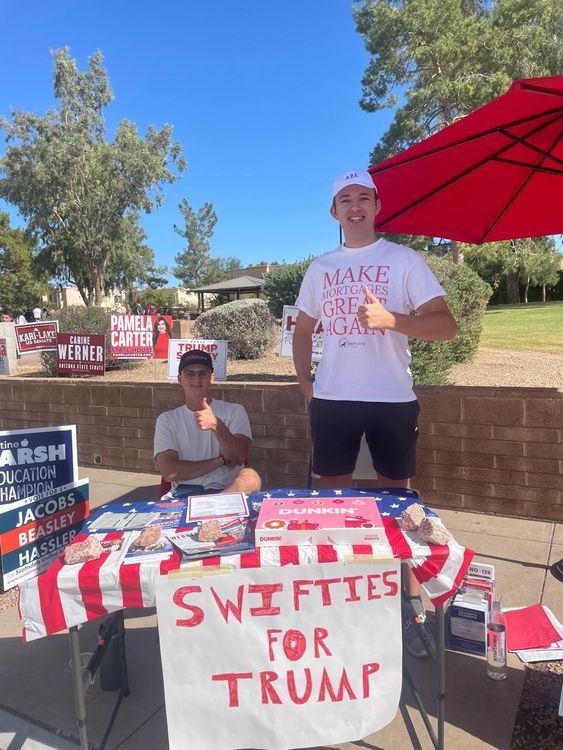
[228,264,269,280]
[47,286,126,310]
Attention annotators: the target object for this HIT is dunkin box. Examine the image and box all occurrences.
[255,495,385,547]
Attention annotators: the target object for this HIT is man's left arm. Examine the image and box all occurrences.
[358,288,457,341]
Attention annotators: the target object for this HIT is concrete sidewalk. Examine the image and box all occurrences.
[0,466,561,749]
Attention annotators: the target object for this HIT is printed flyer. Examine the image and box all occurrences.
[86,500,186,532]
[166,512,257,562]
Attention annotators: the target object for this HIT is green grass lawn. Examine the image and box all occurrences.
[479,301,563,353]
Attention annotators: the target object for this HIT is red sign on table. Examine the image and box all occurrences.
[14,322,59,354]
[57,333,106,376]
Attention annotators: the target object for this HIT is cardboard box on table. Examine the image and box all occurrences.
[447,561,495,655]
[255,495,385,546]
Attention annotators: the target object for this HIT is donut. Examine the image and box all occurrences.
[263,519,287,530]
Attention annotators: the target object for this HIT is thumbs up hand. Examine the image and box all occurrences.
[194,397,218,431]
[357,287,394,330]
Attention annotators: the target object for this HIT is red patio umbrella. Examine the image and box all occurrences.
[369,75,563,244]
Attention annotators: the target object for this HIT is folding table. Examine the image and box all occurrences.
[18,488,473,750]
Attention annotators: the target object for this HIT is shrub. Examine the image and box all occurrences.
[193,298,278,359]
[410,256,492,385]
[40,305,139,376]
[263,257,314,317]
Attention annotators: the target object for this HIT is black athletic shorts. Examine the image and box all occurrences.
[309,398,420,480]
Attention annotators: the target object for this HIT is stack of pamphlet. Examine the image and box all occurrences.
[86,500,186,532]
[85,500,187,565]
[166,492,258,562]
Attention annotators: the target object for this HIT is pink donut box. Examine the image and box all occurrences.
[255,495,385,547]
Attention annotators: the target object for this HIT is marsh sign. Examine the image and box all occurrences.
[0,425,78,506]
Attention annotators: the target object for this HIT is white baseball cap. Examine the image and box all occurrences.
[332,168,378,198]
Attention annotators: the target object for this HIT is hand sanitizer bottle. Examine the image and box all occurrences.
[487,598,507,680]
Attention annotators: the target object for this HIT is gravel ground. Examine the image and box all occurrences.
[0,587,18,612]
[449,347,562,389]
[511,659,563,749]
[19,345,560,388]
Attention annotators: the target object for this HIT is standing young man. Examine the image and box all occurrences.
[293,169,457,657]
[154,349,261,496]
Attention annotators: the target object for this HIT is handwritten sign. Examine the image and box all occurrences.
[14,321,59,355]
[156,560,401,750]
[280,305,324,362]
[167,339,228,381]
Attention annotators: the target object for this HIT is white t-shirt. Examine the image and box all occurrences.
[296,238,447,402]
[153,399,252,491]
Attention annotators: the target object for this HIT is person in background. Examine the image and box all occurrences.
[32,304,42,321]
[148,301,157,316]
[152,316,172,359]
[293,168,457,658]
[0,310,13,323]
[154,349,261,496]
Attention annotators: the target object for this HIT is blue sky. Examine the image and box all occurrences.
[2,1,393,282]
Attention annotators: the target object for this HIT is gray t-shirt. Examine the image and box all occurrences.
[153,399,252,491]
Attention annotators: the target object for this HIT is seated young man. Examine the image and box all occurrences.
[154,349,261,496]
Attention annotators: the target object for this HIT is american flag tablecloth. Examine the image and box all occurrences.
[18,489,474,642]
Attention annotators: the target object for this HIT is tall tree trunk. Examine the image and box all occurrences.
[523,277,529,304]
[76,283,90,307]
[542,285,547,302]
[451,240,461,265]
[506,272,520,304]
[94,277,102,306]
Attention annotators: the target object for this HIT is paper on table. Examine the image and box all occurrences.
[513,606,563,662]
[505,603,562,652]
[514,641,563,663]
[185,492,248,522]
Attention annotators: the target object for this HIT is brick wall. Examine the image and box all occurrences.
[0,379,561,522]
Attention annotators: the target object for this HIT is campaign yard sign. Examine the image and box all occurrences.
[110,314,173,359]
[156,560,402,750]
[57,333,106,376]
[280,305,324,362]
[0,338,10,376]
[0,479,89,590]
[0,425,78,506]
[14,321,59,355]
[167,339,228,381]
